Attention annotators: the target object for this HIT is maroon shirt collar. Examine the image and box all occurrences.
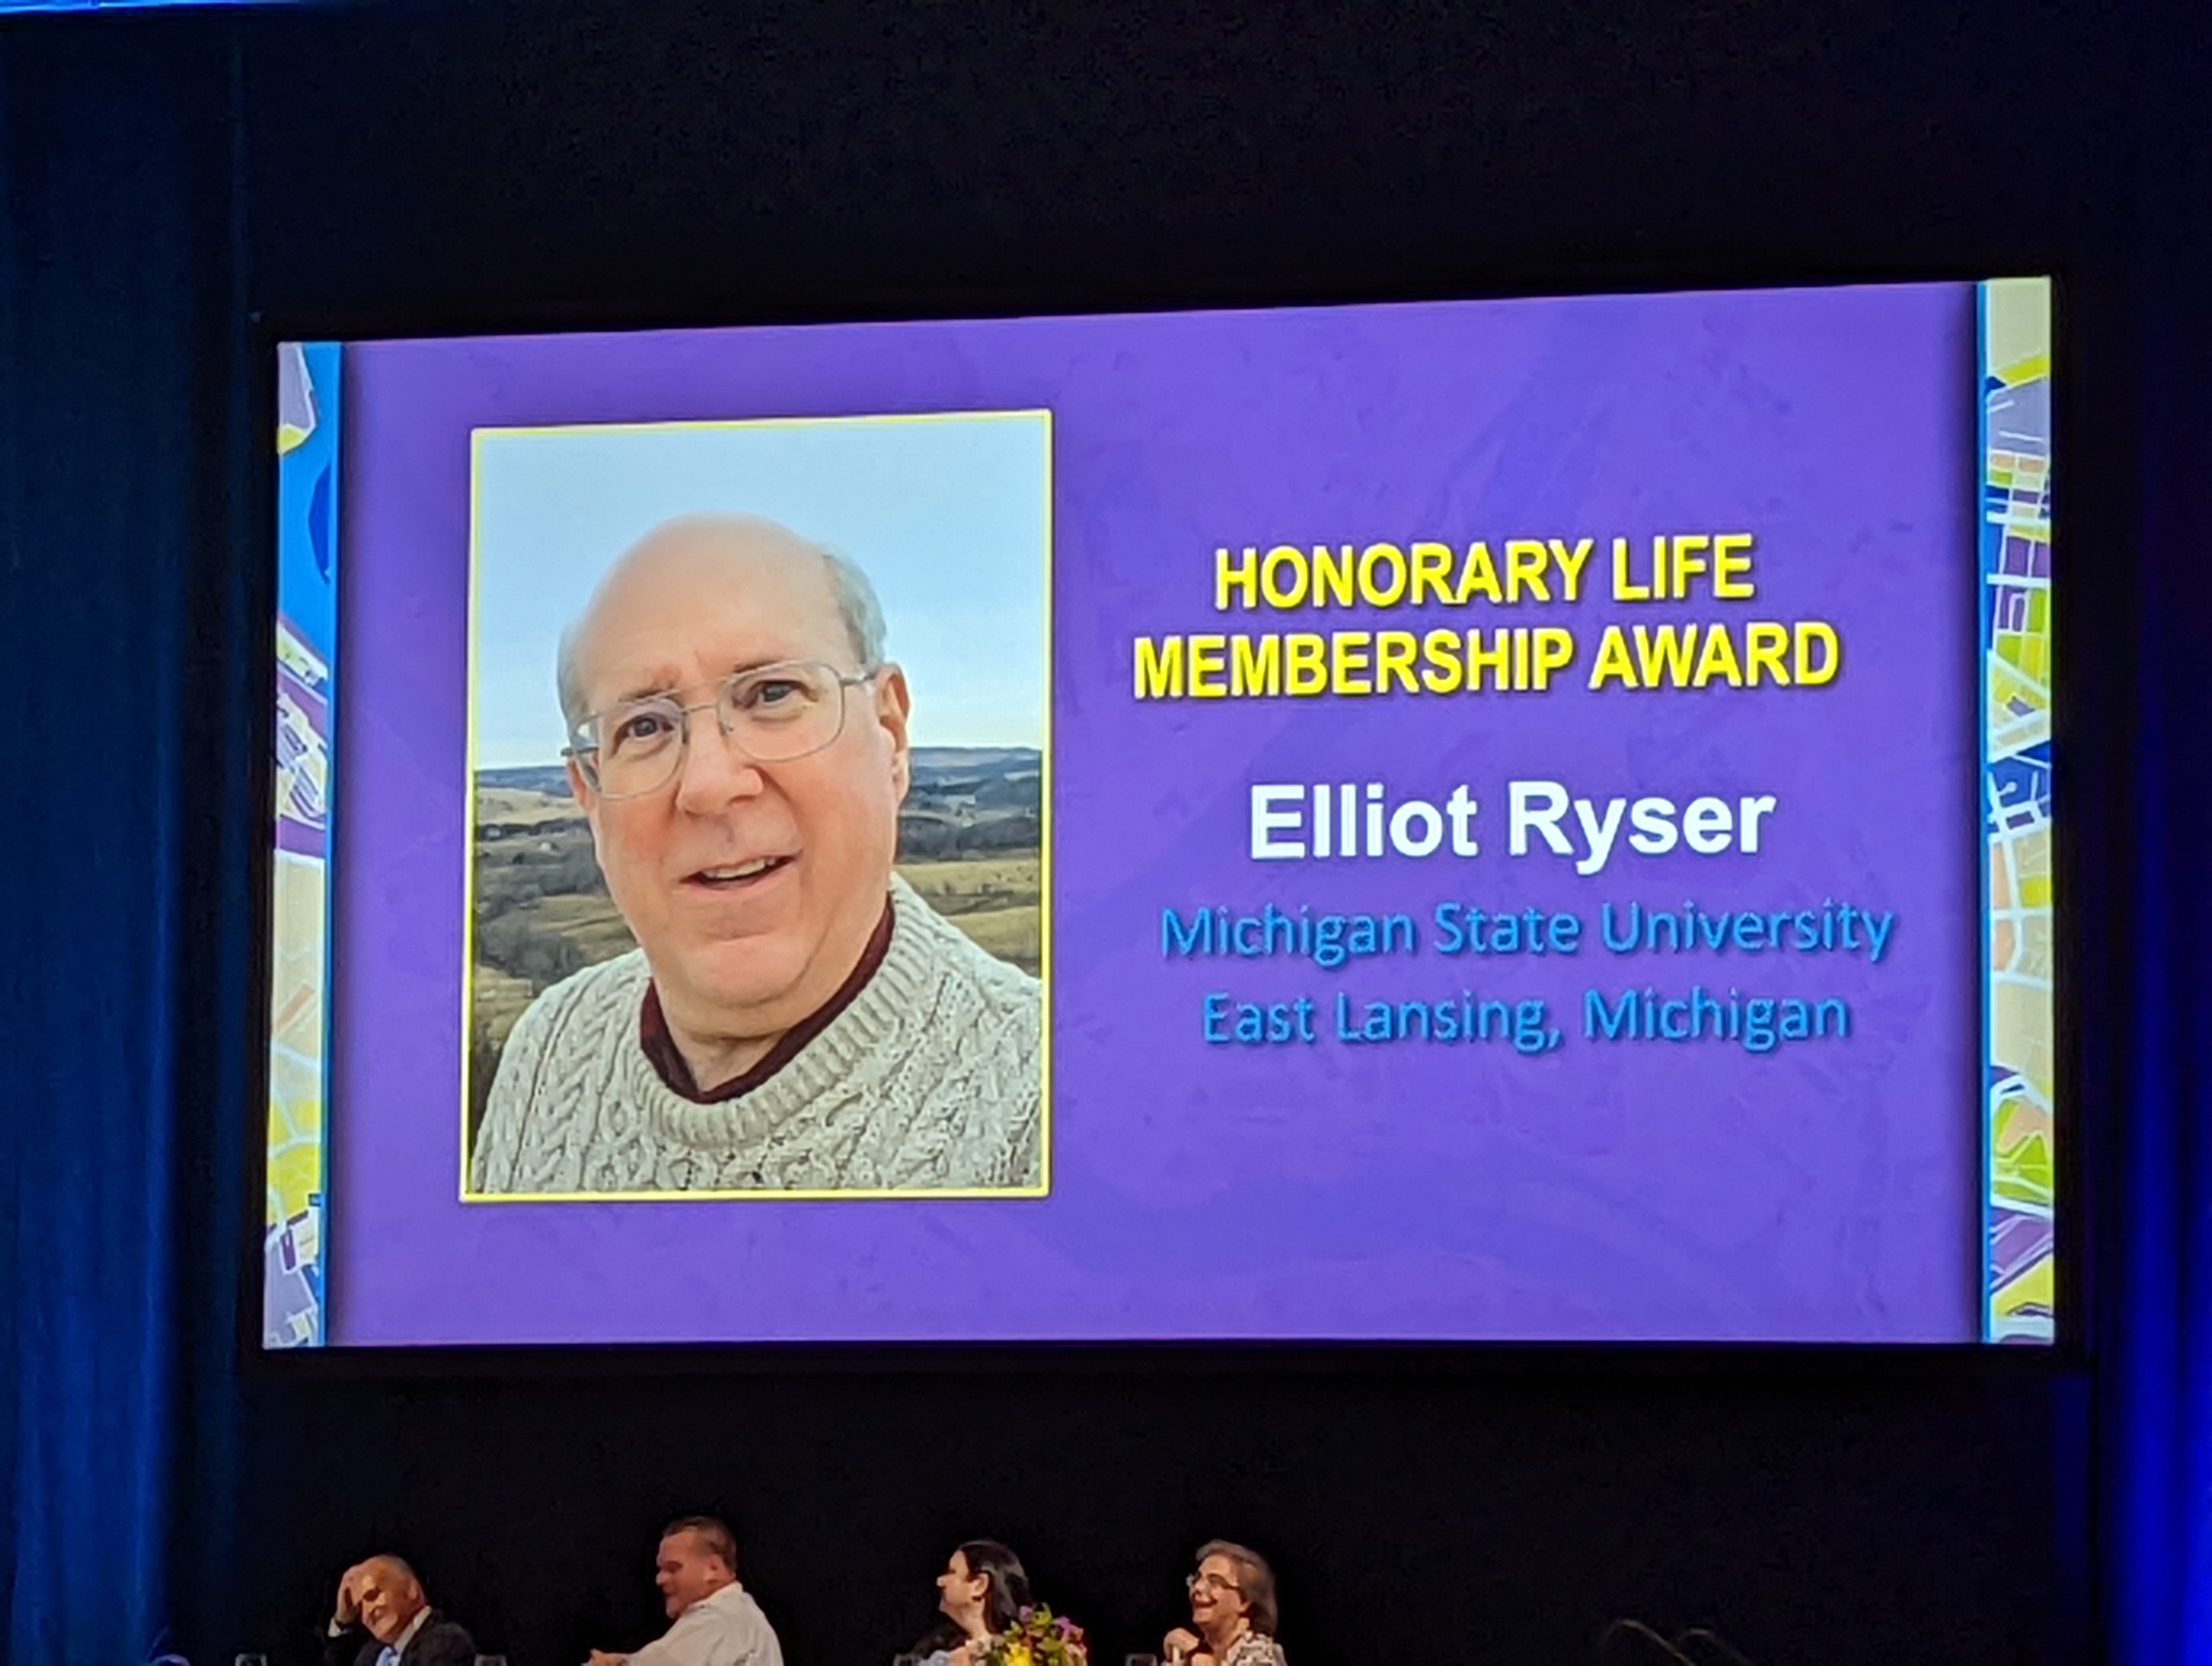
[638,898,896,1102]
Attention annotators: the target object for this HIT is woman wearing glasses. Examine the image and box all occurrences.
[1162,1542,1285,1666]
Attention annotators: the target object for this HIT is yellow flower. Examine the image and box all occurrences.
[1001,1644,1036,1666]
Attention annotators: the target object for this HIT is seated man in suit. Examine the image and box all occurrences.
[323,1555,478,1666]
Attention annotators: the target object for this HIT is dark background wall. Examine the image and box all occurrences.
[9,1,2201,1661]
[234,1359,2086,1664]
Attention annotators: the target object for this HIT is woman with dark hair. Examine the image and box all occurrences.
[1162,1541,1285,1666]
[907,1540,1032,1666]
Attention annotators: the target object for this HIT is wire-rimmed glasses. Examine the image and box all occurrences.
[565,658,877,800]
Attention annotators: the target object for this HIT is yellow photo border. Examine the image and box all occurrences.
[456,408,1054,1204]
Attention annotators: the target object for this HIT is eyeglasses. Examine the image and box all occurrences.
[565,658,877,801]
[1186,1573,1243,1596]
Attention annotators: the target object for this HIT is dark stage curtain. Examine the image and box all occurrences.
[0,17,247,1662]
[2100,13,2212,1661]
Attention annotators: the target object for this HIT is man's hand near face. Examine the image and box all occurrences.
[333,1562,371,1629]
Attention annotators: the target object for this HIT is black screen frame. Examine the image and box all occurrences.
[237,257,2087,1377]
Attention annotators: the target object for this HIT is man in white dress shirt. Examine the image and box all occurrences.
[588,1516,783,1666]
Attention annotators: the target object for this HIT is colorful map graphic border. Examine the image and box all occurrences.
[265,341,340,1348]
[1978,278,2056,1343]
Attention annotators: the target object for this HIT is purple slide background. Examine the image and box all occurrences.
[329,284,1978,1344]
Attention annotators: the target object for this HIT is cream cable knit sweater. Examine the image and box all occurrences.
[470,875,1043,1195]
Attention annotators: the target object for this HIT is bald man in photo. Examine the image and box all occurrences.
[470,514,1042,1196]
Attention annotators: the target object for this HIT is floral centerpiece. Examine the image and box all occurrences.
[982,1605,1088,1666]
